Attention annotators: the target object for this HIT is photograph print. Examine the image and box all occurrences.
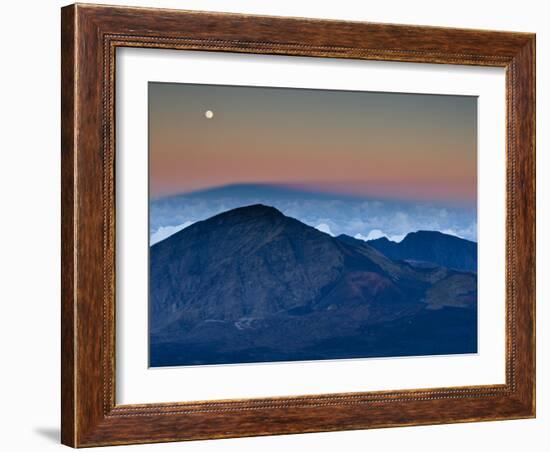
[148,82,478,367]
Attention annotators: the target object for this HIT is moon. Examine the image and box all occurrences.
[205,110,214,119]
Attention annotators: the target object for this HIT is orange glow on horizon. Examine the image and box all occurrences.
[149,82,477,205]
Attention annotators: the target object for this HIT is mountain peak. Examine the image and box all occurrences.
[368,229,477,271]
[407,230,446,238]
[402,230,475,245]
[226,203,283,217]
[150,204,387,329]
[205,204,285,224]
[370,236,393,244]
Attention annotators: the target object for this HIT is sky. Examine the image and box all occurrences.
[148,82,477,243]
[149,82,477,206]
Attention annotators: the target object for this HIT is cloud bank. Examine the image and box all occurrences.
[150,185,477,245]
[151,221,194,245]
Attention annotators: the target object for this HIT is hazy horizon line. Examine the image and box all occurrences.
[150,181,477,208]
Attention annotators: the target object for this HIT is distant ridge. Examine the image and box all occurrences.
[360,230,477,272]
[152,183,377,202]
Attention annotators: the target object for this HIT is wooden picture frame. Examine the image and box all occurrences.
[61,3,535,447]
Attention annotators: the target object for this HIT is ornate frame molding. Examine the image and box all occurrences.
[62,4,535,447]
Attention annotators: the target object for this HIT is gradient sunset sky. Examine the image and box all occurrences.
[149,82,477,205]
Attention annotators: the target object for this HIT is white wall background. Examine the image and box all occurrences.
[0,1,546,450]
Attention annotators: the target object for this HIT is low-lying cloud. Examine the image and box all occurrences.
[354,230,406,243]
[150,186,477,245]
[315,223,335,236]
[151,221,194,245]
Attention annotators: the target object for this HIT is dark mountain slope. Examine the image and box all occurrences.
[149,205,477,366]
[336,234,450,284]
[151,205,403,330]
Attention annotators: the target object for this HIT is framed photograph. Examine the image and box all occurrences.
[61,3,536,447]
